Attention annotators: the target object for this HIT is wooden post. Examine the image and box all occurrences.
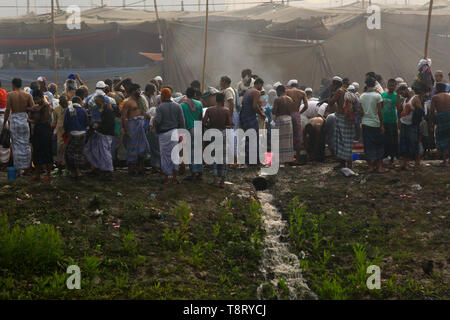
[424,0,434,59]
[153,0,165,80]
[51,0,58,84]
[201,0,209,93]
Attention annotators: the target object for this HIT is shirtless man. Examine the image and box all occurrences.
[272,85,295,164]
[2,78,35,173]
[303,116,326,163]
[286,80,308,162]
[203,93,232,187]
[121,83,150,175]
[319,77,352,169]
[429,82,450,166]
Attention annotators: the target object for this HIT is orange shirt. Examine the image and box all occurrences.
[0,88,7,111]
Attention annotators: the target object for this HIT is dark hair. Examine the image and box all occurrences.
[365,77,376,88]
[75,88,85,99]
[332,80,342,88]
[411,80,427,94]
[32,89,43,99]
[145,83,156,93]
[186,87,196,99]
[342,78,350,86]
[398,84,408,91]
[375,74,383,82]
[220,76,231,85]
[0,80,2,87]
[130,83,140,93]
[366,72,376,78]
[12,78,22,88]
[276,85,286,93]
[190,80,201,89]
[435,82,447,94]
[162,85,173,92]
[104,79,113,88]
[251,75,259,79]
[387,78,397,85]
[194,89,202,98]
[94,94,106,103]
[216,92,225,104]
[241,69,252,78]
[254,78,264,85]
[72,96,82,104]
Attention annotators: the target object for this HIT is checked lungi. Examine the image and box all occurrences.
[65,133,86,171]
[126,116,150,164]
[276,115,294,164]
[9,112,31,169]
[335,113,354,161]
[435,111,450,152]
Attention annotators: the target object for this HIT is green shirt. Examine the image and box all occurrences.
[180,99,203,130]
[360,91,383,127]
[381,91,398,124]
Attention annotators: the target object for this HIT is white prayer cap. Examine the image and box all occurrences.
[351,82,359,89]
[332,76,343,82]
[94,89,106,96]
[348,85,355,91]
[24,86,31,93]
[287,79,298,87]
[96,81,107,89]
[395,77,404,83]
[154,76,163,82]
[305,87,313,93]
[273,81,282,89]
[37,76,46,82]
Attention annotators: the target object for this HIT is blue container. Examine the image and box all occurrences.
[352,153,359,161]
[7,167,17,181]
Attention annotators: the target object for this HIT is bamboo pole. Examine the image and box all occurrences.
[201,0,209,93]
[51,0,58,84]
[153,0,165,81]
[423,0,434,59]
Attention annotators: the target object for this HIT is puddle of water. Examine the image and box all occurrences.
[256,191,317,300]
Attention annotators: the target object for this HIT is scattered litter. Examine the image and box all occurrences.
[57,195,60,199]
[411,184,422,191]
[150,193,156,198]
[224,181,233,185]
[426,211,431,215]
[75,196,79,200]
[67,220,73,224]
[16,198,22,201]
[400,194,407,198]
[300,251,306,259]
[94,209,104,216]
[402,228,406,232]
[25,193,32,199]
[360,178,366,184]
[116,192,123,196]
[189,212,194,217]
[411,219,416,223]
[338,211,343,216]
[340,167,358,177]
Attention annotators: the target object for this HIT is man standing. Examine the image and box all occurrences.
[381,79,401,167]
[154,88,186,184]
[202,93,232,187]
[360,78,387,173]
[51,95,69,174]
[180,87,203,181]
[239,78,265,165]
[0,80,10,168]
[220,76,239,162]
[272,85,295,165]
[237,69,254,98]
[37,76,54,107]
[64,96,88,180]
[30,90,53,182]
[429,82,450,166]
[286,79,308,163]
[84,95,116,180]
[2,78,33,173]
[121,83,150,175]
[325,76,353,169]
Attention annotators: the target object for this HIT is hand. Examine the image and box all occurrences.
[380,126,385,134]
[179,135,183,143]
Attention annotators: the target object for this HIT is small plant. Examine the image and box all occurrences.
[121,231,138,256]
[0,214,63,274]
[82,255,102,276]
[278,278,290,299]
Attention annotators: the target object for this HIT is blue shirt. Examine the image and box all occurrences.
[431,83,450,96]
[64,105,89,133]
[86,93,112,121]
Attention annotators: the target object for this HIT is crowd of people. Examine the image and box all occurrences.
[0,64,449,186]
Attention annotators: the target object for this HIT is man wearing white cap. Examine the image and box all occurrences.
[300,87,320,128]
[286,80,308,162]
[85,81,113,123]
[154,76,163,90]
[37,76,54,107]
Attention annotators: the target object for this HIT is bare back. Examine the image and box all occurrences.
[286,88,307,113]
[431,92,450,113]
[7,90,34,114]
